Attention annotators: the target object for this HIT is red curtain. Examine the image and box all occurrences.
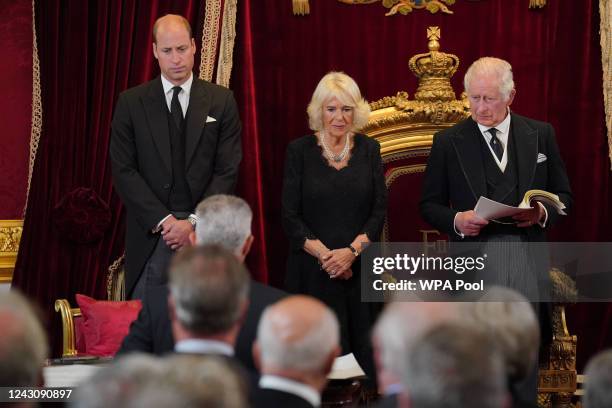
[12,0,204,356]
[232,0,612,369]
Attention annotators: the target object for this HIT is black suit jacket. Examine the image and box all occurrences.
[253,388,315,408]
[110,76,242,296]
[118,280,287,372]
[419,114,572,241]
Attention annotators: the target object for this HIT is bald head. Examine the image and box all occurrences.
[152,14,192,44]
[256,295,339,374]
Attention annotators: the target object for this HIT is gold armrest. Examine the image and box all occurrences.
[54,299,81,357]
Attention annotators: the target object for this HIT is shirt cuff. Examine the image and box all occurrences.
[537,202,548,228]
[453,212,465,239]
[153,214,173,233]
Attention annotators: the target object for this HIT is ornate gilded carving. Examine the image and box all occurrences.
[363,27,469,156]
[338,0,455,15]
[0,220,23,283]
[529,0,548,8]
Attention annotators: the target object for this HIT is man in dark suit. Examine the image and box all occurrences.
[252,295,341,408]
[119,195,286,372]
[110,14,241,300]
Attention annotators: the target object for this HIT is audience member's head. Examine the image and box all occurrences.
[192,194,254,262]
[254,295,340,391]
[74,353,247,408]
[372,299,462,395]
[583,349,612,408]
[402,323,508,408]
[460,286,540,383]
[168,244,250,343]
[0,291,48,387]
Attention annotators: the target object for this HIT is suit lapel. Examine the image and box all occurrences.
[511,114,538,196]
[450,119,487,201]
[143,77,172,174]
[185,79,211,168]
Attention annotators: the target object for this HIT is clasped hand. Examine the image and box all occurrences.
[320,248,355,280]
[161,216,193,250]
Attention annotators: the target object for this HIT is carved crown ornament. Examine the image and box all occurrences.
[291,0,548,16]
[362,26,470,157]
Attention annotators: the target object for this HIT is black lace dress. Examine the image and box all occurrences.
[281,133,387,376]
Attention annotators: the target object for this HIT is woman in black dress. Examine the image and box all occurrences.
[281,72,387,377]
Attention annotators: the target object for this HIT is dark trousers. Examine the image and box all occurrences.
[130,237,173,301]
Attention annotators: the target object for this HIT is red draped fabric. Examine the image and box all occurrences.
[13,0,612,365]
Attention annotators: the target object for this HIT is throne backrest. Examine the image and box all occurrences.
[362,26,469,243]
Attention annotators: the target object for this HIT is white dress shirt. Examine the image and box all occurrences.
[477,109,511,172]
[174,338,234,356]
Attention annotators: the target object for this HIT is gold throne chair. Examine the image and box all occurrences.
[362,27,579,408]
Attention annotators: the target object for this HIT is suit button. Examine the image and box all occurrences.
[163,184,170,189]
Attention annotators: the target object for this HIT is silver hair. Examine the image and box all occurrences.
[169,245,250,335]
[0,291,48,387]
[256,302,339,373]
[372,301,462,380]
[75,354,247,408]
[464,57,515,101]
[307,71,370,132]
[404,323,507,408]
[584,349,612,408]
[460,286,540,381]
[195,194,252,255]
[73,353,165,408]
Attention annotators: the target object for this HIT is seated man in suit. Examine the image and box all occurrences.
[119,194,286,372]
[168,244,249,358]
[252,295,341,408]
[584,349,612,408]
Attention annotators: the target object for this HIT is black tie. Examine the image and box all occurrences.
[171,86,184,130]
[488,128,503,161]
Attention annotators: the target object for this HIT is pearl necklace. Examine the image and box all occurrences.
[320,131,350,163]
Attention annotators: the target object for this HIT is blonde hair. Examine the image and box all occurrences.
[307,71,370,132]
[464,57,515,101]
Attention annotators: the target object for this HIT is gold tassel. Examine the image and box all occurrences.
[529,0,547,8]
[292,0,310,15]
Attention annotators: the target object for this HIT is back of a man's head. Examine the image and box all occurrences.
[584,349,612,408]
[459,286,540,382]
[169,244,250,336]
[403,323,508,408]
[256,295,340,378]
[372,300,461,389]
[0,291,48,387]
[74,353,247,408]
[195,194,252,254]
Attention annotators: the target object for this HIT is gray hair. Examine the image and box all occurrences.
[74,354,247,408]
[0,291,48,387]
[404,323,507,408]
[73,353,165,408]
[195,195,252,255]
[584,349,612,408]
[257,300,339,373]
[372,301,462,380]
[169,245,250,335]
[464,57,515,101]
[307,71,370,132]
[460,286,540,381]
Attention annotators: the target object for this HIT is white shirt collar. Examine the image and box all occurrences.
[477,108,512,171]
[174,339,234,356]
[259,375,321,407]
[161,72,193,96]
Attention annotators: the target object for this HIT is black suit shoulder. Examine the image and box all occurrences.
[253,388,314,408]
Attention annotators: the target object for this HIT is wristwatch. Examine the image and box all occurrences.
[187,214,199,229]
[348,244,359,257]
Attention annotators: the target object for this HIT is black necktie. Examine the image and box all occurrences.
[487,128,503,161]
[171,86,184,130]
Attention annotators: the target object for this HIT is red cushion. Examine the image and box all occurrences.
[75,294,142,357]
[73,315,86,354]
